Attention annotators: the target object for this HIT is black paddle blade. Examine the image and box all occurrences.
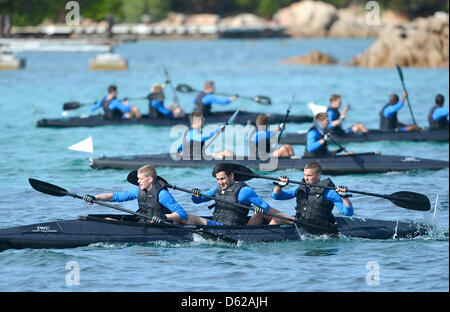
[254,95,271,106]
[213,163,254,181]
[176,84,195,93]
[29,178,69,197]
[389,191,431,211]
[395,64,404,81]
[63,102,83,111]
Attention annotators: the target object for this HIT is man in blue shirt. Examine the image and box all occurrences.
[379,92,420,132]
[194,81,237,115]
[428,94,449,130]
[178,112,235,158]
[327,94,368,136]
[148,82,184,119]
[270,161,353,233]
[185,163,285,226]
[82,165,187,224]
[90,85,141,119]
[304,112,355,157]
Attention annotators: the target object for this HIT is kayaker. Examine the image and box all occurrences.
[177,112,235,158]
[428,94,449,130]
[304,112,354,157]
[327,94,368,135]
[379,92,421,132]
[90,85,142,119]
[147,82,184,119]
[193,81,237,116]
[249,114,294,158]
[269,161,353,233]
[82,165,187,224]
[185,163,284,226]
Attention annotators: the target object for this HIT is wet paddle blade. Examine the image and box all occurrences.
[176,84,195,93]
[254,95,271,106]
[229,163,255,181]
[396,64,404,82]
[63,102,84,111]
[29,178,69,197]
[389,191,431,211]
[126,170,168,187]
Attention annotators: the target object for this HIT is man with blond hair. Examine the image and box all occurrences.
[82,165,188,224]
[193,81,237,116]
[327,94,368,136]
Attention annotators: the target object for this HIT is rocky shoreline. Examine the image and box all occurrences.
[1,0,448,68]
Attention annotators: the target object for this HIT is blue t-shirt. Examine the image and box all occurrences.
[91,97,131,118]
[177,127,221,152]
[151,100,173,118]
[306,128,332,155]
[383,100,404,117]
[432,107,449,121]
[271,185,353,216]
[251,129,275,143]
[112,187,187,220]
[194,93,231,106]
[191,185,270,213]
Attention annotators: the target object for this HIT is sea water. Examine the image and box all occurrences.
[0,38,448,292]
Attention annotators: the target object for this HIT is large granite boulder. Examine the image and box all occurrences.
[282,51,338,65]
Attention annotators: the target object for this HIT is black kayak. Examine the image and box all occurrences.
[280,129,449,145]
[36,111,313,128]
[89,152,449,174]
[0,214,429,252]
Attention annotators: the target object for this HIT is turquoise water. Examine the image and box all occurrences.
[0,38,448,292]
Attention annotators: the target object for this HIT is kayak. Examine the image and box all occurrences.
[280,129,449,145]
[0,214,429,252]
[36,111,313,128]
[89,152,449,174]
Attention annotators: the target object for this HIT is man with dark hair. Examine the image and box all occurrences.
[428,94,448,130]
[82,165,187,224]
[379,92,420,132]
[270,161,354,233]
[193,81,237,116]
[327,94,368,135]
[185,163,284,226]
[91,85,141,119]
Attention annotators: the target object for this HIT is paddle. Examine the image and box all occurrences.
[228,163,431,211]
[126,170,334,235]
[28,178,237,245]
[315,121,349,154]
[277,93,294,146]
[203,109,240,150]
[396,64,418,125]
[163,65,180,106]
[176,83,272,106]
[63,96,148,111]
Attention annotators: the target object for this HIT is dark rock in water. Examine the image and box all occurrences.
[282,51,338,65]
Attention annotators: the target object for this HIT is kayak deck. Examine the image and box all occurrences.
[280,129,449,145]
[36,111,313,128]
[0,214,429,252]
[89,152,449,174]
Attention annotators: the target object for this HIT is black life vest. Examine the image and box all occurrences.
[295,178,338,234]
[304,126,329,157]
[212,181,250,226]
[148,92,165,119]
[428,106,449,130]
[137,181,172,223]
[101,97,123,120]
[180,129,204,159]
[194,92,211,116]
[326,107,346,136]
[379,103,399,132]
[248,127,273,159]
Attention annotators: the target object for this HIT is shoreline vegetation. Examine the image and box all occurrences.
[0,0,448,68]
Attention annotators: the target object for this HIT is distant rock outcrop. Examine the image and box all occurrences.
[282,51,338,65]
[351,12,449,68]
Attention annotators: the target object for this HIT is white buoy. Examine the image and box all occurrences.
[89,52,127,70]
[0,52,25,70]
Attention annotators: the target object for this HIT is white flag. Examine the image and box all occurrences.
[308,102,327,116]
[68,136,93,153]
